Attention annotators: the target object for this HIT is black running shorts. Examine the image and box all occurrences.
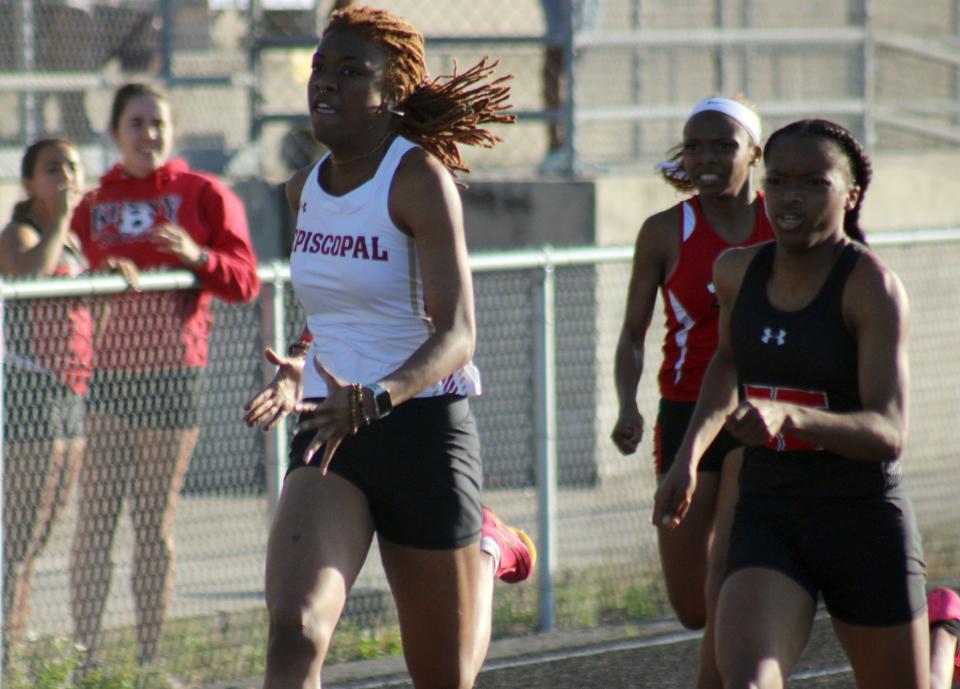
[654,398,740,475]
[88,367,203,429]
[3,365,84,443]
[726,487,927,626]
[288,395,483,550]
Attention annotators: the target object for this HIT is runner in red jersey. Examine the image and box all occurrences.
[69,83,260,668]
[612,97,771,689]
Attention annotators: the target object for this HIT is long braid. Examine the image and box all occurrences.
[657,143,693,192]
[763,119,872,245]
[325,6,515,178]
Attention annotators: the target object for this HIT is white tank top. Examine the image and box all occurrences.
[290,136,482,399]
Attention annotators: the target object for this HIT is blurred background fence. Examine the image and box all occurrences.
[3,0,960,686]
[3,234,960,686]
[2,0,960,186]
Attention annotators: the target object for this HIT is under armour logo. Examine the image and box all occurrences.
[761,327,787,346]
[302,202,308,213]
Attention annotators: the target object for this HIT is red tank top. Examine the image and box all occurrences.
[657,194,774,402]
[28,236,93,395]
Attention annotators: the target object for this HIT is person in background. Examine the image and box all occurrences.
[612,97,771,688]
[69,82,260,666]
[242,7,535,688]
[654,119,928,689]
[1,138,91,652]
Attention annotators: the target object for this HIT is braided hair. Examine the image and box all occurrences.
[324,6,515,179]
[763,119,872,245]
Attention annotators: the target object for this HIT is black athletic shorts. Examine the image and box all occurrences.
[3,365,84,443]
[88,367,203,429]
[654,398,740,475]
[726,487,927,626]
[288,395,483,550]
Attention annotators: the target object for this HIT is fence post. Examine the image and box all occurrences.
[160,0,175,81]
[534,252,558,633]
[1,280,5,670]
[260,261,288,516]
[859,0,877,150]
[563,0,578,174]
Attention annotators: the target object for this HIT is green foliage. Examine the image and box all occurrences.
[326,623,403,663]
[3,636,137,689]
[3,560,674,687]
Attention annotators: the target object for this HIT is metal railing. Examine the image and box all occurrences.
[4,231,960,634]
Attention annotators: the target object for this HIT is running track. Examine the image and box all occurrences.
[318,615,856,689]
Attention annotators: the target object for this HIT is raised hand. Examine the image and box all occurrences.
[243,347,305,431]
[293,356,356,474]
[151,223,205,267]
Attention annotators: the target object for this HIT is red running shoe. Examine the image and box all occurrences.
[928,587,960,670]
[481,507,536,583]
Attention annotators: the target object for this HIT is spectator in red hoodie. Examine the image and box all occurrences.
[70,82,260,665]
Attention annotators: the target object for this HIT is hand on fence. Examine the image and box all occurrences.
[243,347,304,430]
[611,406,644,455]
[102,256,140,290]
[652,464,697,530]
[293,356,354,475]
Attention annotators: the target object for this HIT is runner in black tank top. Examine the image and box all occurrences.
[652,119,929,689]
[731,240,901,497]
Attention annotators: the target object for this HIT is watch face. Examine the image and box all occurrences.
[371,385,392,418]
[375,390,392,416]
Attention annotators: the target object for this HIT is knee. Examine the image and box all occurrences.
[720,663,785,689]
[266,599,334,669]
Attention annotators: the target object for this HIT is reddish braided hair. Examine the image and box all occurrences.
[324,6,515,178]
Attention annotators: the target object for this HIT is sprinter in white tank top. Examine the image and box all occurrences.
[242,7,535,689]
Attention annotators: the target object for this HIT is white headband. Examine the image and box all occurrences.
[688,97,761,145]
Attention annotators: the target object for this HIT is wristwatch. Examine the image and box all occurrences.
[191,249,210,269]
[365,383,393,421]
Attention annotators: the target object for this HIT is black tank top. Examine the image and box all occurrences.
[730,241,901,497]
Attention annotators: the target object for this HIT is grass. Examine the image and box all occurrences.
[4,560,670,688]
[11,531,958,689]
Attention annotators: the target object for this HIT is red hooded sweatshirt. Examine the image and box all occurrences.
[72,158,260,370]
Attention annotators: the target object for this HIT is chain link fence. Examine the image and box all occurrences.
[3,233,960,686]
[2,1,960,686]
[2,0,960,187]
